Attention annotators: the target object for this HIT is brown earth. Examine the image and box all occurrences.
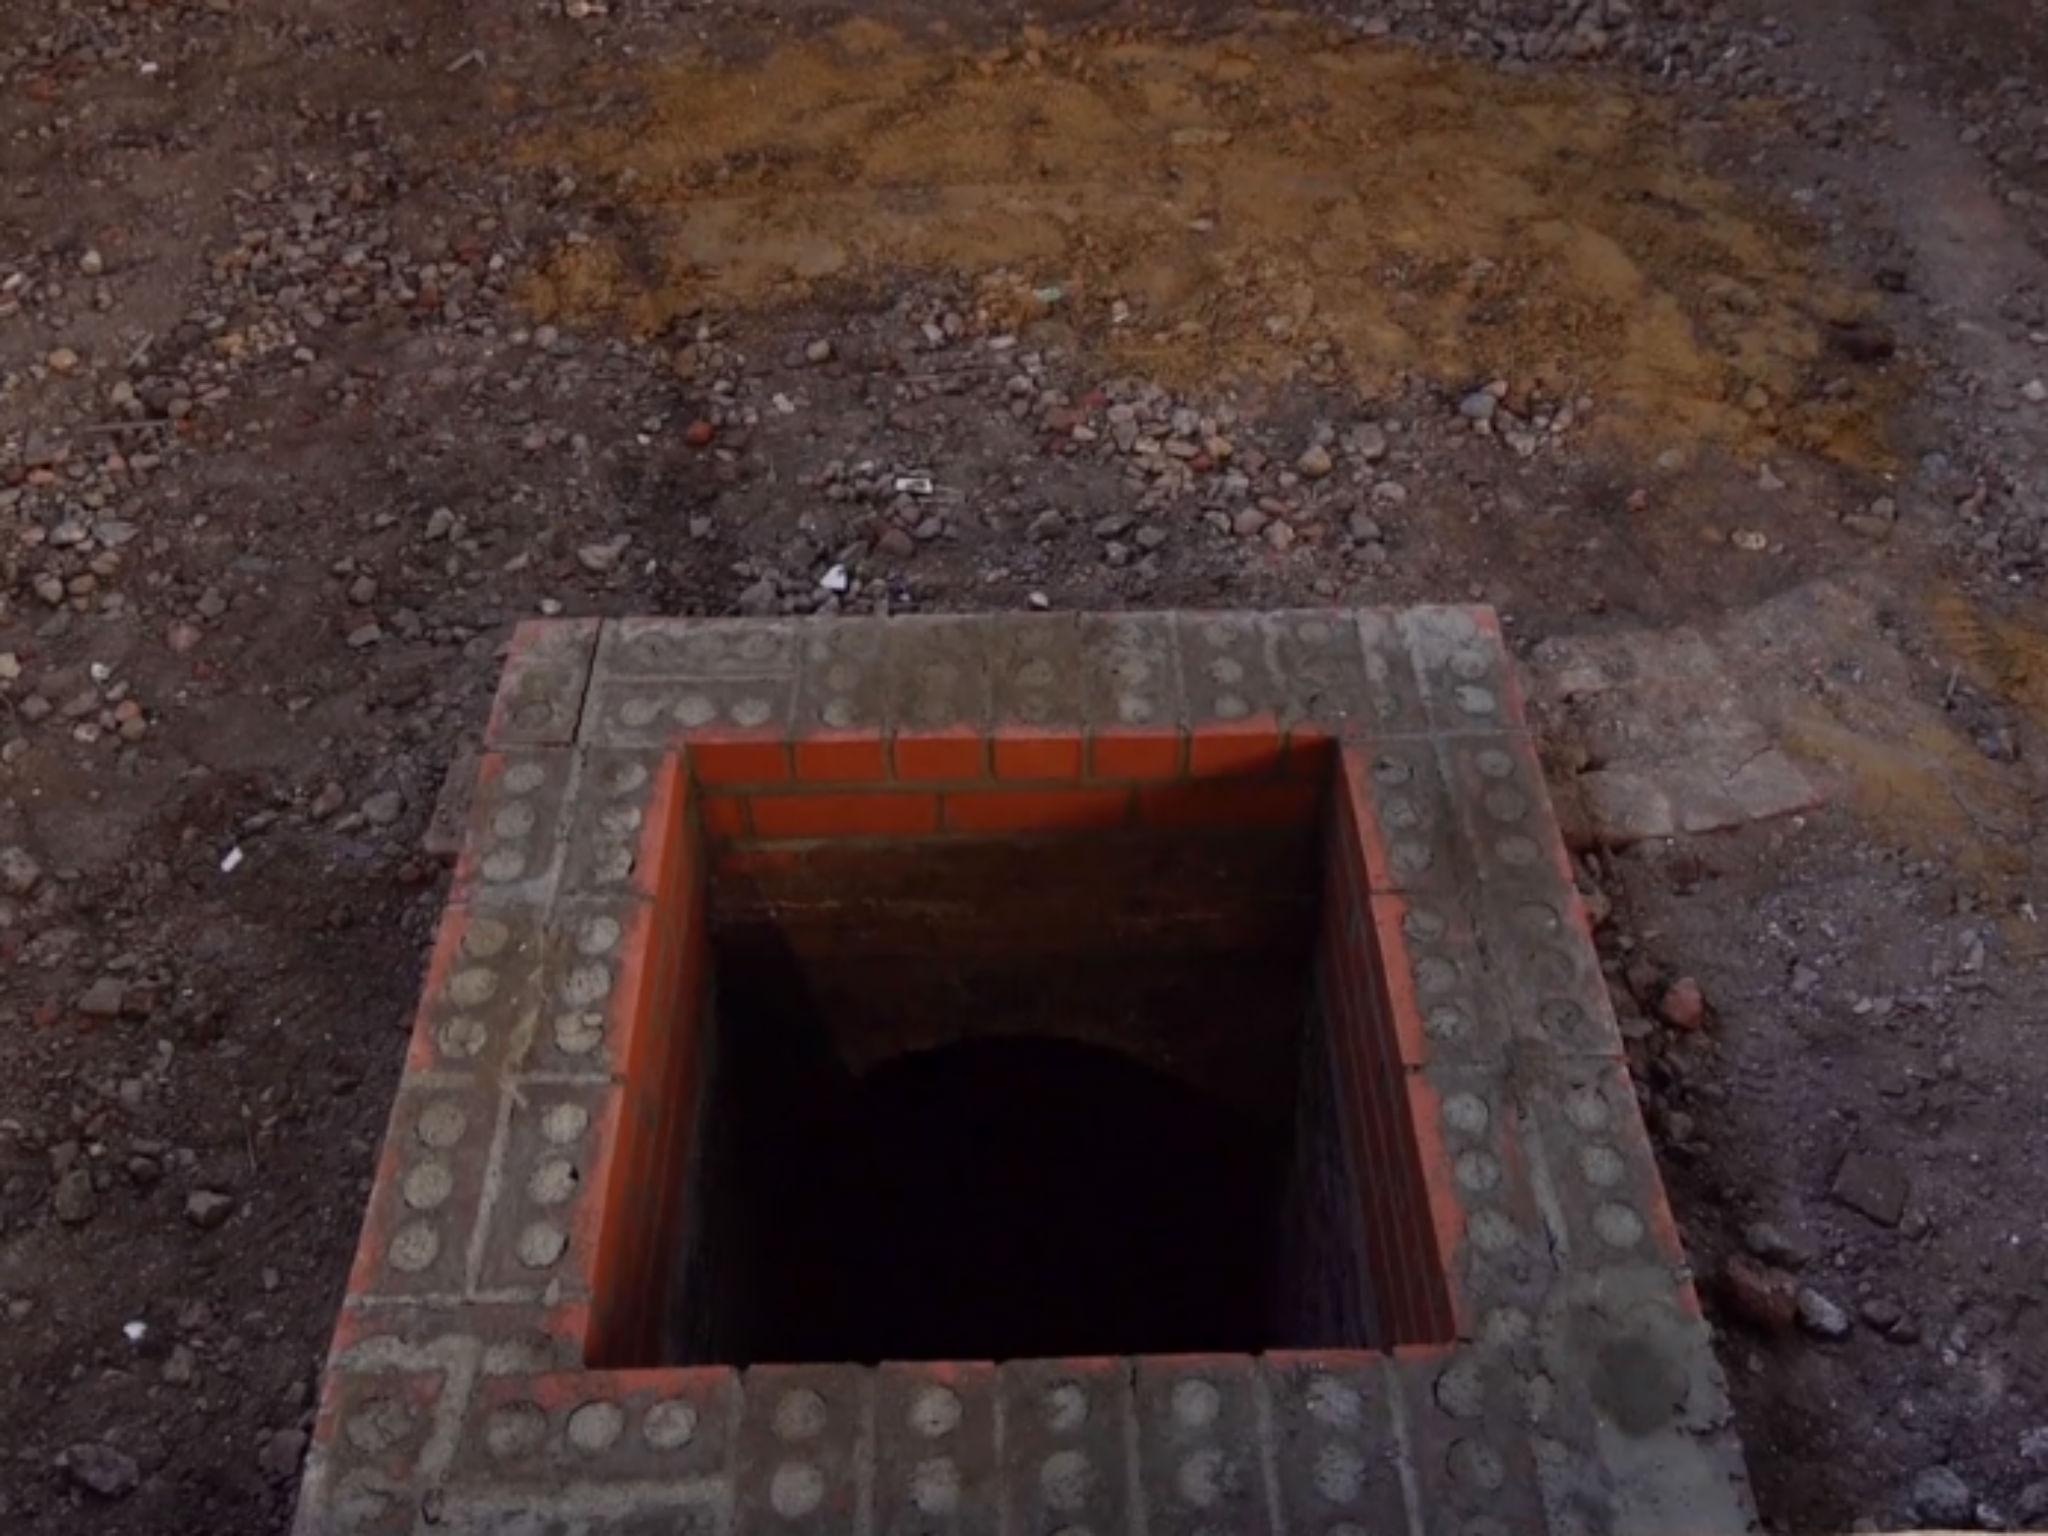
[524,17,1898,464]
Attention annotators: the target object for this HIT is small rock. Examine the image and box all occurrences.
[310,782,348,820]
[1844,497,1897,540]
[877,527,915,558]
[1355,423,1389,462]
[577,536,629,574]
[258,1427,308,1480]
[346,623,382,649]
[162,1344,196,1385]
[2024,379,2048,404]
[805,338,834,364]
[424,506,457,541]
[1795,1286,1852,1340]
[1741,1220,1811,1269]
[184,1189,235,1230]
[348,575,378,606]
[361,790,404,827]
[0,845,40,896]
[1458,389,1497,422]
[1296,444,1334,479]
[1912,1466,1973,1526]
[1832,1148,1908,1227]
[64,1442,139,1499]
[1859,1296,1905,1333]
[47,346,81,375]
[2021,1427,2048,1468]
[1347,511,1382,543]
[2017,1482,2048,1526]
[1659,976,1706,1030]
[166,621,203,654]
[53,1168,98,1225]
[77,977,126,1018]
[683,420,716,448]
[80,249,105,277]
[1722,1253,1799,1332]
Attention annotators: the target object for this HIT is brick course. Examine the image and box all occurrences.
[295,608,1756,1536]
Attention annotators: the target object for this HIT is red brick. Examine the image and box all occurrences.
[1364,897,1437,1069]
[638,757,693,906]
[1397,1070,1463,1340]
[573,1086,636,1354]
[1088,727,1185,781]
[701,795,749,839]
[686,734,792,786]
[944,787,1135,834]
[751,792,940,840]
[794,732,891,784]
[992,727,1084,782]
[1188,716,1285,777]
[894,729,987,783]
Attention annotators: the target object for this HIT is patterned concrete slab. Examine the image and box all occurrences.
[295,608,1757,1536]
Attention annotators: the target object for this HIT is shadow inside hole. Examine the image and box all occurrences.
[730,1031,1287,1364]
[663,820,1389,1366]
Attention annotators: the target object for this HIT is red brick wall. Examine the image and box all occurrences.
[651,722,1460,1355]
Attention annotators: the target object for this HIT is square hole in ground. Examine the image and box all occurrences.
[627,748,1446,1368]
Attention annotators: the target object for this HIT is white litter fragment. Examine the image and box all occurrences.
[220,846,244,874]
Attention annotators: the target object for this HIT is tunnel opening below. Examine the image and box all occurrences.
[663,813,1385,1366]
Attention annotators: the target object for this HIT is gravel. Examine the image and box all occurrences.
[1795,1286,1852,1340]
[183,1191,235,1231]
[1912,1466,1975,1526]
[64,1443,140,1499]
[1,845,41,895]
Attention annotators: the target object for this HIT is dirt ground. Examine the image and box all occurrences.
[1,0,2045,1530]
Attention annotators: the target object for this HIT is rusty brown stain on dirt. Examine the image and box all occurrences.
[1925,586,2048,730]
[1773,584,2045,953]
[1782,709,2030,872]
[514,17,1899,465]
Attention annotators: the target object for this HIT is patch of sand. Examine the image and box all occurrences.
[519,17,1896,462]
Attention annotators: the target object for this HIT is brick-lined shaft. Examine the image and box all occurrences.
[295,609,1756,1536]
